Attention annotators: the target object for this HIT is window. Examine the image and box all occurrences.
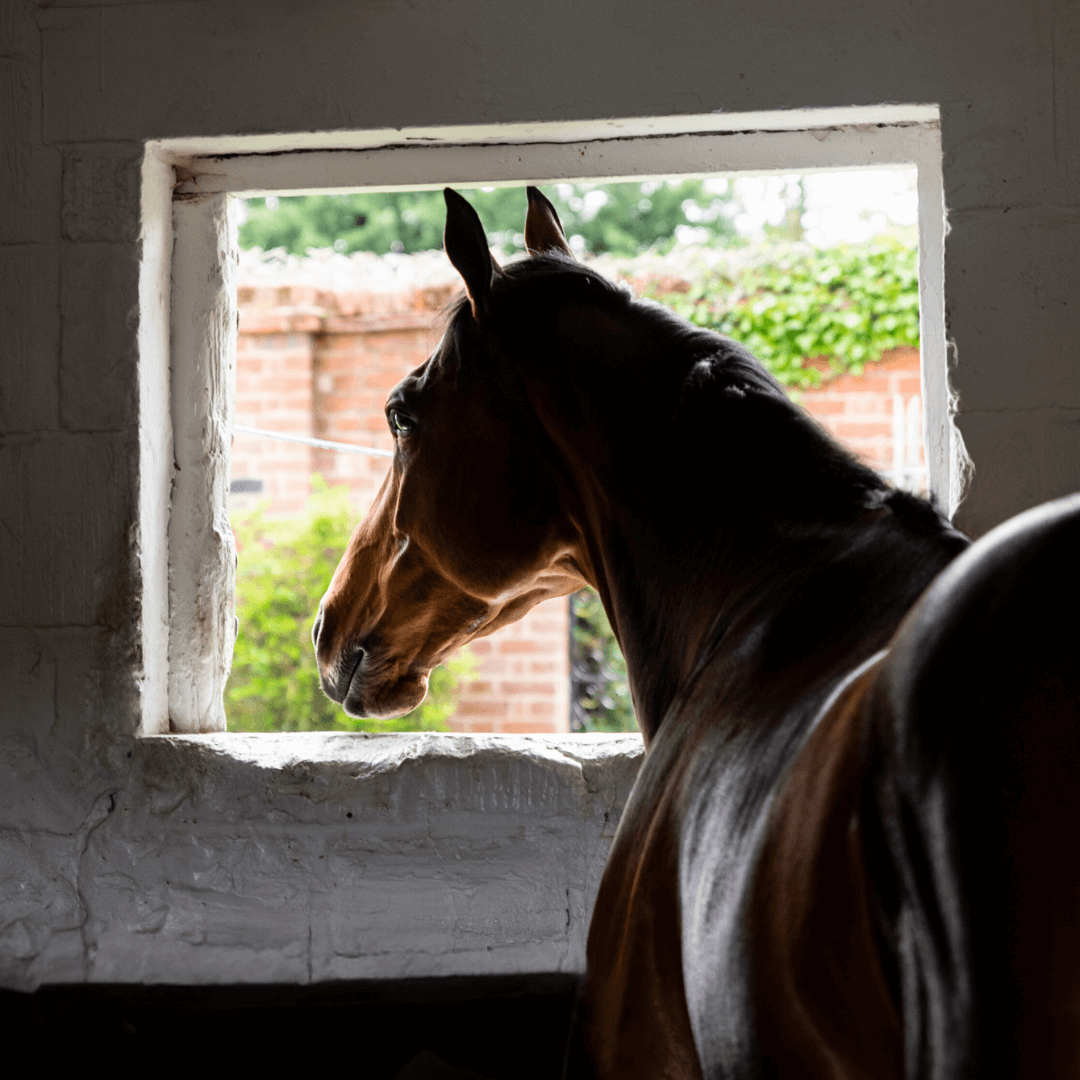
[145,107,949,735]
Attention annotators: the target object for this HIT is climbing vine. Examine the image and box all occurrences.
[655,238,920,389]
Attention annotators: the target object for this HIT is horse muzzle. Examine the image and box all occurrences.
[311,606,363,705]
[312,606,429,718]
[338,652,429,719]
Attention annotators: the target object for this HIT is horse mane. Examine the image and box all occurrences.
[437,249,967,738]
[443,252,955,541]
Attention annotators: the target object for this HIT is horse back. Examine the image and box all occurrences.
[571,495,1080,1079]
[873,492,1080,1078]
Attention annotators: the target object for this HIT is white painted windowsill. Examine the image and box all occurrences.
[74,733,644,987]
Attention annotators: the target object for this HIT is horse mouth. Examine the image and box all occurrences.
[316,646,365,708]
[339,648,429,719]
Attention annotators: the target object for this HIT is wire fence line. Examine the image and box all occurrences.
[235,424,927,491]
[233,424,394,458]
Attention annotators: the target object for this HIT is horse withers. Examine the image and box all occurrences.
[312,187,1080,1079]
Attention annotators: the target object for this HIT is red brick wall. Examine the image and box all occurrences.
[312,323,436,507]
[800,348,925,490]
[455,601,571,734]
[231,322,317,518]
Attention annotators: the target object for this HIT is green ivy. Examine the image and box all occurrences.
[656,238,920,389]
[227,477,474,732]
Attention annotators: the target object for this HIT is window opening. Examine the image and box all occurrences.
[156,113,947,737]
[226,167,923,736]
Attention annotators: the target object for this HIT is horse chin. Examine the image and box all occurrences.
[343,671,430,720]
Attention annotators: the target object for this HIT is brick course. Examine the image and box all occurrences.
[798,349,924,484]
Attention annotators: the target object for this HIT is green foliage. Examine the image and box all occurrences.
[227,477,473,732]
[569,589,637,732]
[658,238,920,389]
[239,180,736,258]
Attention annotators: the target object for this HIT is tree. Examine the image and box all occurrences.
[239,180,737,258]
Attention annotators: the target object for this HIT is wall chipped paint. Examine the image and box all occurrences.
[2,0,1079,992]
[167,195,237,735]
[2,733,642,991]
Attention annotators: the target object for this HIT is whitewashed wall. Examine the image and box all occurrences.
[1,0,1078,990]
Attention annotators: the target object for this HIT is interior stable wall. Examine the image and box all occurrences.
[2,0,1078,991]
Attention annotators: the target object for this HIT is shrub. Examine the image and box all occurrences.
[656,238,920,389]
[569,588,637,732]
[227,478,473,732]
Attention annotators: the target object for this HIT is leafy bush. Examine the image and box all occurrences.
[227,478,473,732]
[569,589,637,732]
[657,239,920,389]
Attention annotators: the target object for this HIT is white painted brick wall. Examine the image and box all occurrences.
[1,0,1078,996]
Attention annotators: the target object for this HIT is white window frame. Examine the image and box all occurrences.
[140,107,949,736]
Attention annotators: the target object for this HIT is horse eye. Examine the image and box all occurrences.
[387,409,414,437]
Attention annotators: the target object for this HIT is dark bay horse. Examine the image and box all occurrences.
[312,187,1080,1079]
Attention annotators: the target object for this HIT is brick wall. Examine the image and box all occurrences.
[231,255,924,735]
[232,324,316,517]
[455,601,571,734]
[800,348,925,490]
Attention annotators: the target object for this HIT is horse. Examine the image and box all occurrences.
[312,187,1080,1079]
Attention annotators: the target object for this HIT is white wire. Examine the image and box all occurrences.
[233,424,394,459]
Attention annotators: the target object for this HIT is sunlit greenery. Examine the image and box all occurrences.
[239,180,737,258]
[227,478,474,732]
[657,238,920,389]
[570,589,636,732]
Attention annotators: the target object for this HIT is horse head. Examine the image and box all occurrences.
[312,188,591,718]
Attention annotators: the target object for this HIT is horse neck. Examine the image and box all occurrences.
[505,284,966,743]
[577,473,966,746]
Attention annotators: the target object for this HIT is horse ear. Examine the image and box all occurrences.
[525,186,574,258]
[444,188,500,319]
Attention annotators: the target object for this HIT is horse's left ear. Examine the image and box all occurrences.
[525,187,574,258]
[444,188,501,319]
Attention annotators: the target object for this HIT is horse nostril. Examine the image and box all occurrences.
[311,610,323,652]
[346,647,366,691]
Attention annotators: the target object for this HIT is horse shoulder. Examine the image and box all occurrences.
[575,724,706,1080]
[749,663,904,1080]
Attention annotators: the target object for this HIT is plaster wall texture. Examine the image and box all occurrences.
[1,0,1078,991]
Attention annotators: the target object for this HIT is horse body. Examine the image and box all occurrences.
[567,444,967,1079]
[313,188,1080,1078]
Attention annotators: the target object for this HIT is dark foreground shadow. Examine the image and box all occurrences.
[0,973,579,1078]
